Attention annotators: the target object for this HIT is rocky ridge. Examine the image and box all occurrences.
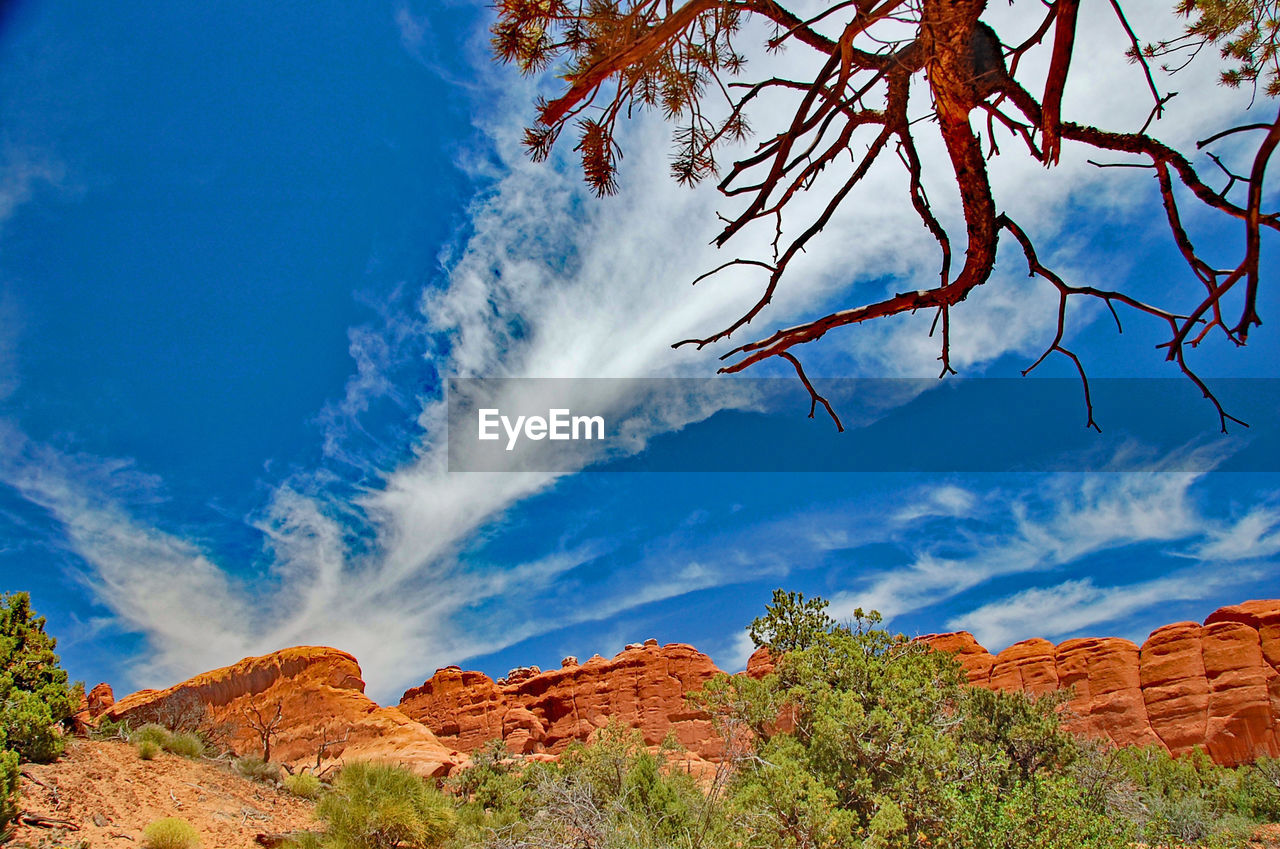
[919,599,1280,765]
[102,646,460,776]
[84,600,1280,772]
[399,639,723,761]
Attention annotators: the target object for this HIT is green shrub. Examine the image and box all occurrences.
[131,723,172,747]
[689,590,1280,849]
[1096,745,1270,846]
[164,732,206,759]
[1250,756,1280,818]
[126,721,207,759]
[137,739,161,760]
[91,717,131,741]
[0,748,18,836]
[142,817,200,849]
[235,755,283,784]
[0,690,64,764]
[449,724,713,849]
[316,761,455,849]
[0,592,79,765]
[283,832,324,849]
[284,772,323,800]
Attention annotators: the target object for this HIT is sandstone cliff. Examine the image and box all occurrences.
[920,599,1280,766]
[105,646,459,776]
[399,639,723,760]
[97,600,1280,774]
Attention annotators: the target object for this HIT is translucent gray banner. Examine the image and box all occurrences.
[445,378,1277,473]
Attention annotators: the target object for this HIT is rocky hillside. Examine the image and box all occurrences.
[104,646,461,776]
[400,640,722,760]
[83,599,1280,773]
[9,738,316,849]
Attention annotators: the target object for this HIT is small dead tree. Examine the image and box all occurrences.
[240,698,284,763]
[311,721,350,775]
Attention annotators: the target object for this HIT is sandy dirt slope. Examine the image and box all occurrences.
[1250,824,1280,847]
[9,739,317,849]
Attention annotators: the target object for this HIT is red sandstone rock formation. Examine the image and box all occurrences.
[97,600,1279,775]
[107,647,459,776]
[86,682,116,715]
[71,682,116,733]
[745,647,775,679]
[921,599,1280,766]
[400,642,723,760]
[916,632,992,684]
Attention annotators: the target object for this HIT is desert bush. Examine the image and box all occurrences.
[142,817,200,849]
[285,772,323,800]
[164,732,206,759]
[451,724,715,849]
[316,761,455,849]
[131,692,236,755]
[235,755,283,784]
[283,832,324,849]
[131,723,172,747]
[137,739,161,760]
[0,749,18,836]
[1094,744,1271,846]
[91,717,131,741]
[128,722,207,759]
[0,593,79,765]
[1252,756,1280,817]
[1,690,65,764]
[688,590,1279,849]
[447,739,532,837]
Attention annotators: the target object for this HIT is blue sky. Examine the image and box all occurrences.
[0,0,1278,703]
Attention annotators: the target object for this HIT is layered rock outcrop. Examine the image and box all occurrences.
[399,640,723,760]
[71,682,117,733]
[95,600,1279,775]
[745,647,775,679]
[106,647,459,776]
[921,599,1280,765]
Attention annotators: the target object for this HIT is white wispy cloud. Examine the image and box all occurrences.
[943,570,1255,650]
[830,470,1213,623]
[893,484,978,524]
[1187,505,1280,562]
[0,147,64,233]
[0,146,67,401]
[819,461,1280,650]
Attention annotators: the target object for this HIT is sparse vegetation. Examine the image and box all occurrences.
[284,772,323,800]
[165,732,206,759]
[1,585,1275,849]
[127,691,236,754]
[240,698,284,763]
[0,749,18,836]
[128,724,207,759]
[91,716,131,741]
[447,724,710,849]
[431,592,1280,849]
[315,762,455,849]
[0,592,80,833]
[234,755,283,784]
[1,593,79,761]
[131,724,172,748]
[142,817,200,849]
